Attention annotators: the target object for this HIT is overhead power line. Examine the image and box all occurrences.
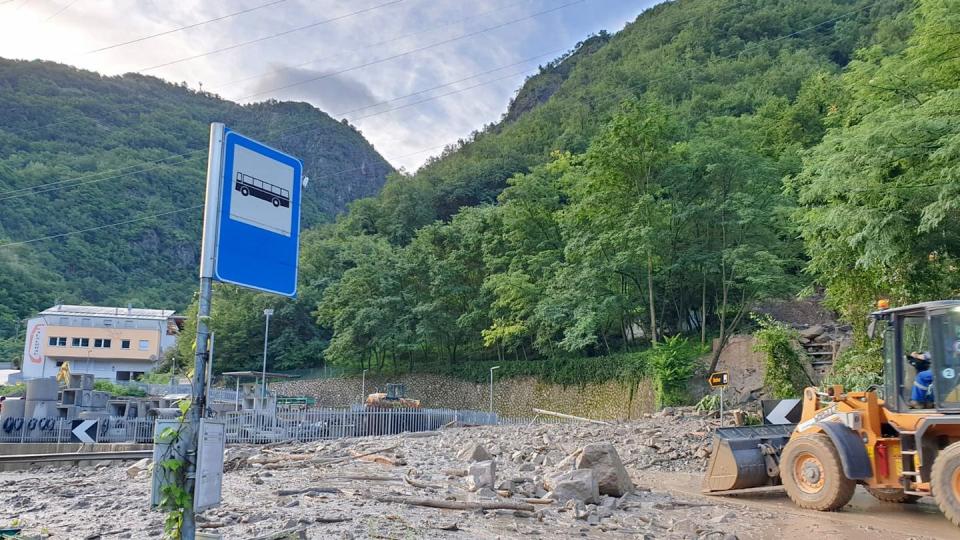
[1,0,533,141]
[0,49,560,202]
[0,205,204,249]
[0,144,452,250]
[234,0,587,101]
[41,0,79,23]
[0,0,884,250]
[0,0,582,199]
[1,1,876,208]
[138,0,407,73]
[84,0,290,54]
[205,0,535,93]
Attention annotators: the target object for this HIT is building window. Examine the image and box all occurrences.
[57,337,66,346]
[94,338,112,348]
[124,320,134,328]
[103,319,113,327]
[71,337,81,347]
[49,337,58,346]
[138,339,149,350]
[55,361,64,367]
[72,337,90,347]
[121,339,131,349]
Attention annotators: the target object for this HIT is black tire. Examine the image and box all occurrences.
[781,433,856,511]
[272,198,280,207]
[866,487,920,504]
[931,441,960,527]
[240,187,250,196]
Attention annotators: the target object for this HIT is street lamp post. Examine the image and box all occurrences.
[489,366,501,413]
[261,308,274,409]
[361,369,368,404]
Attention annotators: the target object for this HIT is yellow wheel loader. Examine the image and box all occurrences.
[704,300,960,527]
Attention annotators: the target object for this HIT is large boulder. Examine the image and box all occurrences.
[799,325,824,339]
[458,442,492,463]
[466,460,496,492]
[575,443,633,497]
[545,469,600,504]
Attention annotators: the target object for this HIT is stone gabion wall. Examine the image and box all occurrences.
[273,373,656,420]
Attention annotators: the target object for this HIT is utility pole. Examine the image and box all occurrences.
[361,369,368,404]
[489,365,500,413]
[261,308,274,408]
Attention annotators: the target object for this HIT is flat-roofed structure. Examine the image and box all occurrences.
[22,304,184,381]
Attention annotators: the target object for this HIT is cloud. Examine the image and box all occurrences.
[0,0,657,170]
[250,64,380,114]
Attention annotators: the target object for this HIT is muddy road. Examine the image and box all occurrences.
[639,470,957,539]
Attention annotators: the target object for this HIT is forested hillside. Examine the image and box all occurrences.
[0,59,393,351]
[170,0,960,382]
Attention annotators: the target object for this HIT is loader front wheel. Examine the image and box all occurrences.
[865,487,919,504]
[781,433,855,511]
[931,441,960,527]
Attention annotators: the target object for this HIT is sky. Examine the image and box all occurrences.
[0,0,661,170]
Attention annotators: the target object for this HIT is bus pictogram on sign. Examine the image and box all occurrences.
[235,171,290,208]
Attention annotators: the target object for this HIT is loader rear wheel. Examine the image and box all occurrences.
[931,441,960,527]
[781,433,855,511]
[865,487,920,504]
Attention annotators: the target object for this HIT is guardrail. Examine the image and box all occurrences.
[0,407,571,445]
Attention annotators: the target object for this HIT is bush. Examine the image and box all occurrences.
[93,380,146,397]
[138,371,175,385]
[0,382,25,397]
[822,341,883,391]
[647,336,704,407]
[753,315,811,399]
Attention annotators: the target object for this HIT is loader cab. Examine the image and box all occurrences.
[873,300,960,413]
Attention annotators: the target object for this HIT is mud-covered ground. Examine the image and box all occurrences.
[2,408,955,539]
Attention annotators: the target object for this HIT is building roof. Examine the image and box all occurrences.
[41,304,175,320]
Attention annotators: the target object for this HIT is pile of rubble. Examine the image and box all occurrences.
[795,323,851,347]
[2,407,755,539]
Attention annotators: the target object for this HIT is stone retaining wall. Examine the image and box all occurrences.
[273,373,656,420]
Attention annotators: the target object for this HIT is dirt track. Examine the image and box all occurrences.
[639,470,957,539]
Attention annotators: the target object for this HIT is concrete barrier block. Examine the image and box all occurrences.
[90,391,110,408]
[0,398,25,421]
[25,378,59,401]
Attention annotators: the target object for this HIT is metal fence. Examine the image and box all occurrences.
[115,381,239,402]
[0,407,563,445]
[0,417,154,444]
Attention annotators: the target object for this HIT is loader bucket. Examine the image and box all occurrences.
[702,424,795,492]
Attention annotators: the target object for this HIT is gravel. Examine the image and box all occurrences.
[1,407,746,539]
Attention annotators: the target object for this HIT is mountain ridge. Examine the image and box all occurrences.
[0,57,394,335]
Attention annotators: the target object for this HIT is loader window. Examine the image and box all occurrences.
[931,311,960,408]
[901,317,932,408]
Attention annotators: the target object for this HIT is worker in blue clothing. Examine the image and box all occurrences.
[909,351,935,408]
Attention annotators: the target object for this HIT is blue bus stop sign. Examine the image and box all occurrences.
[200,124,303,297]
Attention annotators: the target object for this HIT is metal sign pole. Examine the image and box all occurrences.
[719,385,724,428]
[178,122,224,540]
